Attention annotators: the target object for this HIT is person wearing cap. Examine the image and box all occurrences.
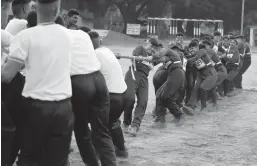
[151,47,187,128]
[219,41,241,97]
[186,41,218,111]
[67,28,117,165]
[66,8,80,30]
[5,0,31,35]
[202,39,227,108]
[123,38,160,137]
[88,31,129,159]
[2,0,74,165]
[213,31,222,53]
[234,34,251,90]
[152,43,194,119]
[184,38,198,105]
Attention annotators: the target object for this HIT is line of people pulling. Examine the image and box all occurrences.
[1,0,252,166]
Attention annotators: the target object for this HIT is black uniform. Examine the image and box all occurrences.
[154,49,185,124]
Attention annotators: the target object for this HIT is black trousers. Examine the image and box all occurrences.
[109,91,127,151]
[188,67,217,108]
[153,65,167,93]
[155,68,185,121]
[123,69,148,129]
[235,58,251,89]
[1,101,16,166]
[18,97,74,166]
[2,72,25,166]
[185,67,197,105]
[224,66,239,96]
[71,71,116,166]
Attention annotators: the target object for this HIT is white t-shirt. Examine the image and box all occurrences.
[5,18,27,36]
[68,29,101,76]
[95,47,127,94]
[1,30,13,65]
[9,24,72,101]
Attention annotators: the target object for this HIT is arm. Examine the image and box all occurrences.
[1,32,28,83]
[187,50,205,63]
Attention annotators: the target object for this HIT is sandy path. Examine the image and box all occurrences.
[69,45,257,166]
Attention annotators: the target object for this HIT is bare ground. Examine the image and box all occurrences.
[69,44,257,166]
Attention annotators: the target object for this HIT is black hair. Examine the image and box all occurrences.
[176,32,184,37]
[67,9,80,17]
[149,37,159,47]
[67,24,78,30]
[55,16,65,26]
[214,31,221,36]
[227,32,234,36]
[26,10,37,28]
[223,35,229,40]
[202,35,212,42]
[12,0,30,5]
[80,26,91,33]
[199,43,206,49]
[189,41,199,48]
[191,38,200,44]
[201,40,212,46]
[88,31,100,39]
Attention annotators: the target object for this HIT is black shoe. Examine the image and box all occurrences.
[115,148,129,158]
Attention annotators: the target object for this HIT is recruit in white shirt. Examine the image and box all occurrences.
[68,29,101,76]
[5,18,27,36]
[95,47,127,94]
[9,24,72,101]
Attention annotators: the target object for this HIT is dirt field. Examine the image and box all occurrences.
[69,43,257,166]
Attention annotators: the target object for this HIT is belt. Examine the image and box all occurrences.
[164,61,181,69]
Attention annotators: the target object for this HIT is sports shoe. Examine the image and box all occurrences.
[181,106,194,116]
[128,126,138,137]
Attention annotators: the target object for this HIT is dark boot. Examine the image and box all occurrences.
[199,88,208,111]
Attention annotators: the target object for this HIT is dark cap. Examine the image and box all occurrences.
[176,32,184,37]
[191,38,200,44]
[170,43,183,51]
[234,34,244,39]
[149,37,159,47]
[202,35,212,42]
[214,31,221,36]
[201,40,212,46]
[13,0,31,5]
[132,46,148,57]
[67,8,80,17]
[189,41,199,48]
[199,43,206,49]
[222,35,229,40]
[38,0,58,3]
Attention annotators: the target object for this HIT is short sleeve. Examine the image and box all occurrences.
[1,30,13,48]
[9,32,30,64]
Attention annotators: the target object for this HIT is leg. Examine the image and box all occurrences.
[123,69,136,126]
[235,59,251,89]
[1,102,16,166]
[71,75,99,166]
[91,72,116,166]
[187,75,202,108]
[131,73,149,131]
[39,100,74,166]
[109,93,127,157]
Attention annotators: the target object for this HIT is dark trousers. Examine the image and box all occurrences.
[152,66,168,116]
[109,92,127,151]
[71,71,116,166]
[1,101,16,166]
[1,72,25,166]
[188,68,217,108]
[18,98,74,166]
[185,68,197,105]
[210,65,227,104]
[155,68,185,122]
[224,66,239,96]
[123,69,148,129]
[235,58,251,89]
